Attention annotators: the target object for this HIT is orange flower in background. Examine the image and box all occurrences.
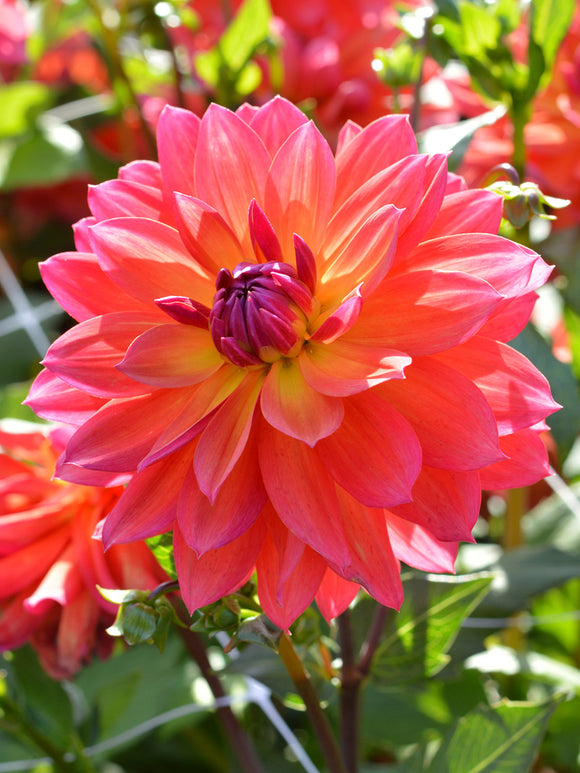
[0,424,166,679]
[27,97,558,630]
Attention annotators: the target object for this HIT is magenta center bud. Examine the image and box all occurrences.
[209,261,316,367]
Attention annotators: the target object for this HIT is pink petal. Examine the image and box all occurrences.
[88,179,170,223]
[256,530,326,630]
[424,189,503,239]
[24,544,82,612]
[244,95,308,156]
[59,387,194,473]
[479,429,551,489]
[102,444,195,547]
[377,356,503,470]
[334,114,417,210]
[318,204,401,305]
[42,312,163,398]
[299,339,410,396]
[40,252,153,321]
[265,121,336,256]
[174,518,266,613]
[194,369,265,502]
[258,420,350,567]
[173,193,246,274]
[25,369,105,425]
[333,489,404,610]
[310,290,363,344]
[90,218,215,308]
[118,324,223,387]
[157,105,200,201]
[260,358,344,446]
[390,467,480,542]
[346,270,502,357]
[386,512,458,573]
[118,159,163,187]
[434,337,560,434]
[335,120,362,154]
[194,104,270,250]
[177,433,267,555]
[0,528,69,600]
[317,391,421,508]
[315,568,359,622]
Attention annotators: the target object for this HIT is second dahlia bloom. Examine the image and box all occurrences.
[27,97,558,629]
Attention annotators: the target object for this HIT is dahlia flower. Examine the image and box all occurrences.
[0,424,166,679]
[27,96,558,630]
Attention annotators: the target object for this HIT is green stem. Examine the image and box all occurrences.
[338,610,359,773]
[510,99,529,183]
[278,633,349,773]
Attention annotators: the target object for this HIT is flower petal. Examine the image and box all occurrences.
[157,105,200,200]
[386,512,458,573]
[25,370,105,425]
[42,312,163,398]
[479,428,551,489]
[265,121,336,256]
[90,217,215,308]
[174,518,266,613]
[243,95,308,156]
[377,356,503,470]
[317,391,422,508]
[194,369,265,502]
[88,179,169,223]
[424,189,503,239]
[315,569,359,622]
[260,358,344,446]
[258,420,350,567]
[118,324,223,387]
[299,339,410,396]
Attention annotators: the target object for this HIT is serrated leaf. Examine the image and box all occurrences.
[427,697,563,773]
[370,573,493,684]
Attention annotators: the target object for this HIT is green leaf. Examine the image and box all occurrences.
[147,531,177,579]
[466,645,580,690]
[370,572,493,684]
[530,0,575,77]
[510,323,580,461]
[0,82,53,138]
[426,697,563,773]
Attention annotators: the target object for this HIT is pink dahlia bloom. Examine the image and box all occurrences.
[27,97,558,630]
[0,424,166,679]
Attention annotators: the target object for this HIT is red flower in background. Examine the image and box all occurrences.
[0,0,28,81]
[0,424,166,679]
[27,97,558,630]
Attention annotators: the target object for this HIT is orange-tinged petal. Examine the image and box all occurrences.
[0,527,69,601]
[386,512,458,574]
[299,339,410,396]
[317,391,421,508]
[265,121,336,257]
[424,188,503,239]
[118,324,223,387]
[25,369,105,425]
[244,95,308,156]
[260,358,344,446]
[90,217,215,308]
[258,420,350,567]
[157,105,200,201]
[194,369,265,502]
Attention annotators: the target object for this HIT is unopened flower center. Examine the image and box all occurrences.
[209,261,315,367]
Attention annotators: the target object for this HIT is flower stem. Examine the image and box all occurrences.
[278,632,349,773]
[338,609,359,773]
[179,628,266,773]
[358,603,390,678]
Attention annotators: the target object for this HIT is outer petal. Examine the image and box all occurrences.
[174,518,266,613]
[258,420,350,567]
[316,391,422,508]
[24,544,82,612]
[315,569,359,623]
[90,218,215,308]
[424,189,503,239]
[118,324,223,387]
[118,159,163,187]
[42,312,163,398]
[256,529,326,631]
[40,252,153,321]
[59,387,194,473]
[25,370,105,425]
[479,429,551,489]
[333,114,417,209]
[265,121,336,256]
[299,340,410,396]
[0,528,69,600]
[157,105,200,201]
[243,95,308,156]
[390,467,480,542]
[102,443,195,547]
[386,512,458,573]
[173,193,246,274]
[260,358,344,446]
[346,270,502,357]
[177,433,267,555]
[194,369,265,502]
[377,357,503,470]
[88,179,169,223]
[194,104,270,250]
[434,338,560,434]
